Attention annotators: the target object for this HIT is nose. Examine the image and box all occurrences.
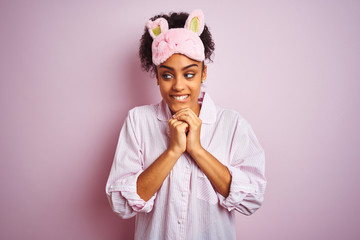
[172,76,185,91]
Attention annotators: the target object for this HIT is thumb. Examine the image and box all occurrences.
[181,122,189,133]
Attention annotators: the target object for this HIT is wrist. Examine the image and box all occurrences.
[166,147,183,160]
[187,144,204,158]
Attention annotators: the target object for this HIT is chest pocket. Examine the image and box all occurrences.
[196,171,219,205]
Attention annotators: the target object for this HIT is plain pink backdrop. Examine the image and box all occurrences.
[1,0,359,239]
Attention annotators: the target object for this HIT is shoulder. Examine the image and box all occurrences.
[124,103,160,129]
[215,106,249,127]
[203,91,252,130]
[127,103,158,118]
[215,107,263,151]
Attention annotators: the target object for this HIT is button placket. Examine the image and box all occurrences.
[178,154,191,239]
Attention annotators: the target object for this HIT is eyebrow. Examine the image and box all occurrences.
[159,64,199,71]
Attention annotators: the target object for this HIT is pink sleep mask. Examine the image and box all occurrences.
[146,9,205,65]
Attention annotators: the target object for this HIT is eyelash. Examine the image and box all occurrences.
[162,73,195,80]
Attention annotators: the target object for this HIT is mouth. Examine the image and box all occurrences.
[171,94,190,102]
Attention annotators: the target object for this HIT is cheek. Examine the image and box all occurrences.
[190,79,202,92]
[159,84,170,99]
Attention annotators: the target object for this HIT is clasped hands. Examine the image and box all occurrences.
[168,108,203,157]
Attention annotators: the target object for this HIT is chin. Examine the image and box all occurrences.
[169,104,187,114]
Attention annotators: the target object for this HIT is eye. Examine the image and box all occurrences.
[162,74,173,80]
[184,73,195,78]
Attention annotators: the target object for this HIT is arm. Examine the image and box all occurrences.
[106,110,190,217]
[187,147,231,197]
[105,111,149,218]
[136,118,189,201]
[137,149,180,201]
[218,118,266,215]
[174,108,266,215]
[173,108,231,198]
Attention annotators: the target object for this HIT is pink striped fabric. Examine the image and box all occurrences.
[105,91,266,240]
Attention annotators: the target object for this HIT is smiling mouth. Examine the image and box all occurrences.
[171,95,189,101]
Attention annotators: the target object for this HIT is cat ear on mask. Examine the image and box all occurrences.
[184,9,205,36]
[146,17,169,39]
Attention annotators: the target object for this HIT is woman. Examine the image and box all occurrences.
[106,9,266,240]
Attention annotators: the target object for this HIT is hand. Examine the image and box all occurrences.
[168,118,189,156]
[172,108,203,155]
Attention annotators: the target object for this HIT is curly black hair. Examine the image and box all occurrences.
[139,11,215,76]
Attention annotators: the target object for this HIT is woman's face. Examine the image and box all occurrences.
[156,54,207,116]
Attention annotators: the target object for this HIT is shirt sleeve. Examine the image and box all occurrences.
[105,109,156,219]
[218,117,267,216]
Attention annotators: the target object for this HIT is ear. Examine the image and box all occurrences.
[184,9,205,36]
[146,18,169,39]
[156,72,160,85]
[201,64,207,83]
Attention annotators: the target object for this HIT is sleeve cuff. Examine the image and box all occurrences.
[109,171,157,214]
[218,165,259,212]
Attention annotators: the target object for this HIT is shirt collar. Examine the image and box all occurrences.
[156,91,217,124]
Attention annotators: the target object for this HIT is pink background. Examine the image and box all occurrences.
[1,0,359,239]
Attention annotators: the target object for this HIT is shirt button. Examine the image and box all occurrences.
[185,165,190,169]
[181,192,185,197]
[178,219,182,224]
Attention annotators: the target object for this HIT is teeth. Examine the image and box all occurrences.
[173,95,188,100]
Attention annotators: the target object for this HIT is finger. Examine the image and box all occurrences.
[168,118,177,123]
[179,110,198,119]
[169,118,184,125]
[177,122,189,133]
[175,114,196,127]
[172,120,186,128]
[172,108,191,118]
[169,119,188,128]
[173,108,198,120]
[176,110,202,127]
[168,119,176,127]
